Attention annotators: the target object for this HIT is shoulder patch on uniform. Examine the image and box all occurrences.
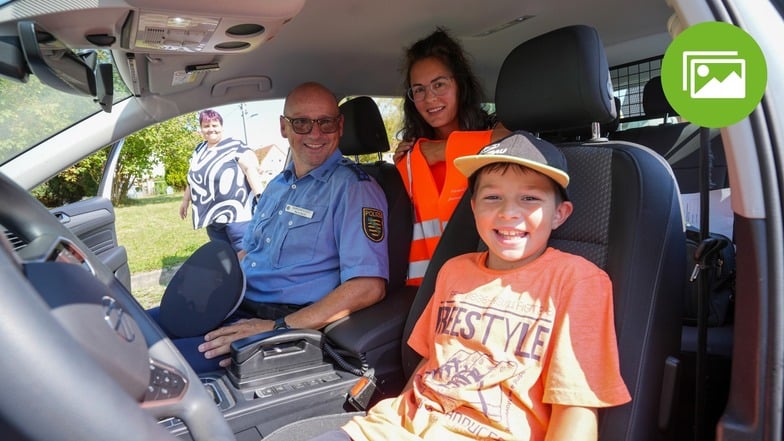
[343,162,370,181]
[362,207,384,243]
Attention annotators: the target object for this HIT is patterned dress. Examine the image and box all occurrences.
[187,137,254,229]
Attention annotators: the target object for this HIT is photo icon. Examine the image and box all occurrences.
[682,51,746,99]
[661,21,767,128]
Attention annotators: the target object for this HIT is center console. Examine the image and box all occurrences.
[158,287,419,439]
[159,329,371,440]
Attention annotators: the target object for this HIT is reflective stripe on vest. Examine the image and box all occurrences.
[397,130,493,286]
[411,218,443,241]
[407,259,430,282]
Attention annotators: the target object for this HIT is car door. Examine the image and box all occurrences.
[50,196,131,291]
[46,137,131,291]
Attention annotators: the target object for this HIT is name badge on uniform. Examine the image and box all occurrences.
[285,204,314,219]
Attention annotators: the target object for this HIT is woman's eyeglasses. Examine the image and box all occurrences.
[281,115,341,134]
[406,76,454,102]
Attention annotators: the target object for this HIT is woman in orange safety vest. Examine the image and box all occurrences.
[395,28,509,286]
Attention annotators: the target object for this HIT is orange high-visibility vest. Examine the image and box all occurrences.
[397,130,493,286]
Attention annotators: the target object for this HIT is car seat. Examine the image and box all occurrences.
[487,25,685,440]
[336,96,411,293]
[319,96,417,393]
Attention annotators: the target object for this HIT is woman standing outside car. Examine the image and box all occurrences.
[394,27,509,286]
[180,109,264,253]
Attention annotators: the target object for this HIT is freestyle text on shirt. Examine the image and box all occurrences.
[343,248,631,441]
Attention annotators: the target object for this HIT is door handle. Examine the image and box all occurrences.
[53,212,71,224]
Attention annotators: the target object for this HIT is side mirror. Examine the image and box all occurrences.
[74,45,113,113]
[17,21,113,112]
[0,36,29,83]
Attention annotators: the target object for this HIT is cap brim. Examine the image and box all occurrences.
[454,154,570,189]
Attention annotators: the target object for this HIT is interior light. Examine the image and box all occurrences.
[135,12,219,52]
[168,17,192,28]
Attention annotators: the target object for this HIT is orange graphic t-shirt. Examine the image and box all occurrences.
[343,248,631,440]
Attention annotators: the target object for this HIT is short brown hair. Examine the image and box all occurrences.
[468,162,568,204]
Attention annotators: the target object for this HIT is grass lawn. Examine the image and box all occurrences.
[133,285,168,310]
[115,192,209,307]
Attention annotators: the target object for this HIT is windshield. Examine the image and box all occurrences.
[0,50,131,165]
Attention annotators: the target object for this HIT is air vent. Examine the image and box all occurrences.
[3,229,28,252]
[143,27,166,46]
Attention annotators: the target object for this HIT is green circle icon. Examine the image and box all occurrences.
[661,21,767,128]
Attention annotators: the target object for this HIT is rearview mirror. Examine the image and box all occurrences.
[17,21,113,112]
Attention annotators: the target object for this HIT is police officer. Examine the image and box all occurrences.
[192,82,389,371]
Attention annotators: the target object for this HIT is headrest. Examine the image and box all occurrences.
[642,76,678,117]
[339,96,390,156]
[495,25,616,133]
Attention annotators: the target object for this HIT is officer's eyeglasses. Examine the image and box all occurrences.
[406,76,454,102]
[281,115,341,134]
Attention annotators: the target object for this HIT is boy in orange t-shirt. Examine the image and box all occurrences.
[315,131,631,440]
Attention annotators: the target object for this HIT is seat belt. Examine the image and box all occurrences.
[691,126,730,441]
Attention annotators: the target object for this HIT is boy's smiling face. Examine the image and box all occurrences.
[471,165,573,271]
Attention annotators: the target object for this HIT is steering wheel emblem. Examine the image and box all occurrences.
[102,296,135,342]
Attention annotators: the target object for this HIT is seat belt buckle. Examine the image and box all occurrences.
[347,371,377,411]
[690,263,701,282]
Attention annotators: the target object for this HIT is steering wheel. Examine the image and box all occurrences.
[0,172,236,441]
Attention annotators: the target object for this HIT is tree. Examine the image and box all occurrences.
[3,49,135,207]
[1,49,128,162]
[1,76,98,161]
[158,113,201,190]
[376,97,404,149]
[29,112,200,207]
[111,113,201,204]
[2,49,202,206]
[31,148,108,207]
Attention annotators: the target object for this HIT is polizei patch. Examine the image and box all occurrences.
[362,207,384,242]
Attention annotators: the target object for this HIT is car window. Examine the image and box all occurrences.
[0,50,131,165]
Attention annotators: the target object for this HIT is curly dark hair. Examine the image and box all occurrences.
[400,27,491,142]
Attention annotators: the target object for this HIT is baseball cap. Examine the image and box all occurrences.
[454,131,570,194]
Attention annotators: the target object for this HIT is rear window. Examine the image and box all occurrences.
[610,56,664,129]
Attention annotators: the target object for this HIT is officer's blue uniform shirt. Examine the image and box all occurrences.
[241,150,389,305]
